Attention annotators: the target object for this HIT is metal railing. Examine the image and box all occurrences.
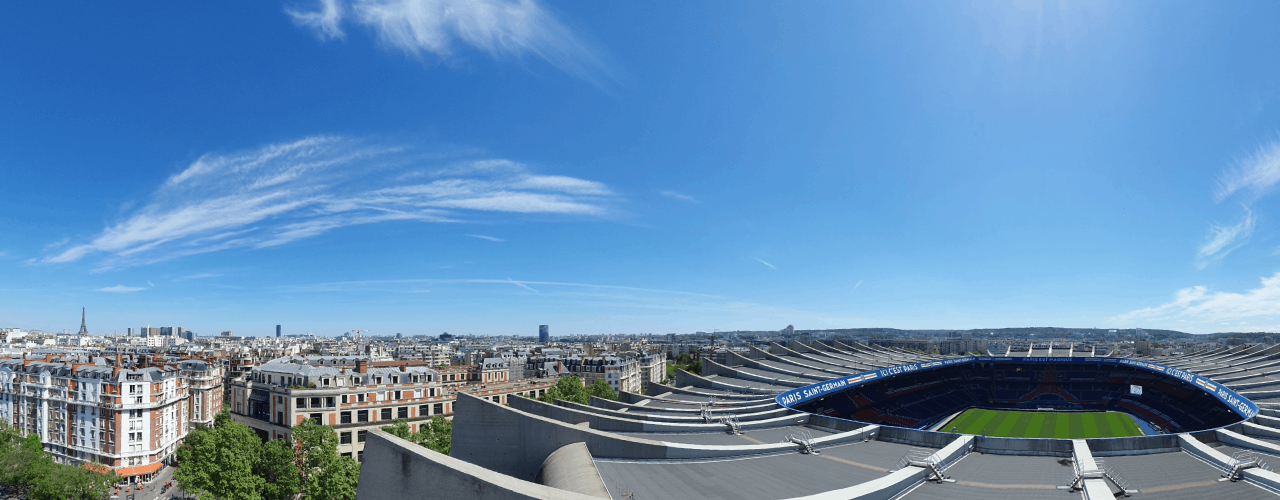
[1223,450,1271,482]
[896,448,953,483]
[718,415,741,435]
[788,430,819,455]
[1061,458,1135,496]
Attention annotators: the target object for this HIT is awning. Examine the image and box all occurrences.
[113,461,164,478]
[80,462,112,475]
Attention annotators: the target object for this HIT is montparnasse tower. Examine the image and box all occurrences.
[78,307,89,335]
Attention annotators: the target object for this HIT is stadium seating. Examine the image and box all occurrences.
[797,362,1243,432]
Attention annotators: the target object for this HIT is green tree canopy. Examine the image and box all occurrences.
[0,422,116,500]
[585,380,618,402]
[293,419,360,500]
[174,412,266,500]
[256,438,302,500]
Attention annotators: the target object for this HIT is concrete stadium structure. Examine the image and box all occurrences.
[357,342,1280,499]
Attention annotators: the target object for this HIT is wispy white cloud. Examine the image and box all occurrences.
[465,234,504,242]
[465,279,720,298]
[1113,272,1280,326]
[755,258,776,270]
[177,273,221,280]
[287,0,610,85]
[1215,136,1280,202]
[1196,207,1255,269]
[505,278,538,293]
[849,280,862,294]
[146,280,155,287]
[659,190,699,203]
[98,285,145,293]
[42,136,613,267]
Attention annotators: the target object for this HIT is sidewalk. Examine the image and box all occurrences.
[112,465,179,500]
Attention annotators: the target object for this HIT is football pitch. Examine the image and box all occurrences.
[940,408,1144,438]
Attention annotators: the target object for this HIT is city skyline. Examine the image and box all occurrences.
[4,2,1280,335]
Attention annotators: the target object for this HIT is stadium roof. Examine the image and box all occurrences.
[356,341,1280,499]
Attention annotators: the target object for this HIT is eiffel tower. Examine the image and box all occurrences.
[78,307,89,335]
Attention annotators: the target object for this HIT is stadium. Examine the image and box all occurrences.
[356,342,1280,499]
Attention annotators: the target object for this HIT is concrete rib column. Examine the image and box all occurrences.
[1073,439,1114,500]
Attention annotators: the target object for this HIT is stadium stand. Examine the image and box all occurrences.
[356,341,1280,499]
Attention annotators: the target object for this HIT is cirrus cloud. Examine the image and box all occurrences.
[287,0,611,86]
[42,136,614,268]
[1113,272,1280,327]
[98,285,145,293]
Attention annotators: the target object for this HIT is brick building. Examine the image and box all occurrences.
[229,356,554,461]
[0,354,222,482]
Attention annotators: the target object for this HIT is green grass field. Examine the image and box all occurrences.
[940,409,1144,439]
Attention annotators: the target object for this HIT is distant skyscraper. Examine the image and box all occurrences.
[127,327,134,337]
[276,325,281,338]
[539,325,549,343]
[78,307,88,335]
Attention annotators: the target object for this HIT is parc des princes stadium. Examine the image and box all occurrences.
[355,342,1280,500]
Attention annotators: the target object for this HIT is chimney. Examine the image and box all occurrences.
[44,354,55,363]
[116,354,123,368]
[356,359,368,374]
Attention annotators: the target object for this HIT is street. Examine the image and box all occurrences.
[110,466,182,500]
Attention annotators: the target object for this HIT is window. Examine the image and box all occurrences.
[414,389,422,398]
[492,396,500,403]
[311,397,322,408]
[394,390,401,400]
[357,393,365,403]
[341,411,351,424]
[341,395,348,404]
[380,408,391,421]
[419,404,430,416]
[340,432,351,444]
[375,376,383,384]
[357,430,367,442]
[391,376,399,384]
[357,450,363,462]
[326,397,335,407]
[341,452,351,458]
[296,398,306,409]
[397,407,408,419]
[357,410,368,423]
[433,403,443,415]
[429,388,436,398]
[310,413,323,425]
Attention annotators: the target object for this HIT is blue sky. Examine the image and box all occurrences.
[3,1,1280,336]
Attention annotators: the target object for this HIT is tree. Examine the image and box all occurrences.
[381,418,449,455]
[421,416,452,455]
[538,376,589,405]
[174,417,265,500]
[256,438,302,500]
[27,464,116,500]
[0,422,115,500]
[292,419,359,500]
[585,380,618,402]
[380,420,416,444]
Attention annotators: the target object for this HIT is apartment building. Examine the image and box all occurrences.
[527,355,641,394]
[635,352,666,385]
[229,356,554,462]
[0,354,222,482]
